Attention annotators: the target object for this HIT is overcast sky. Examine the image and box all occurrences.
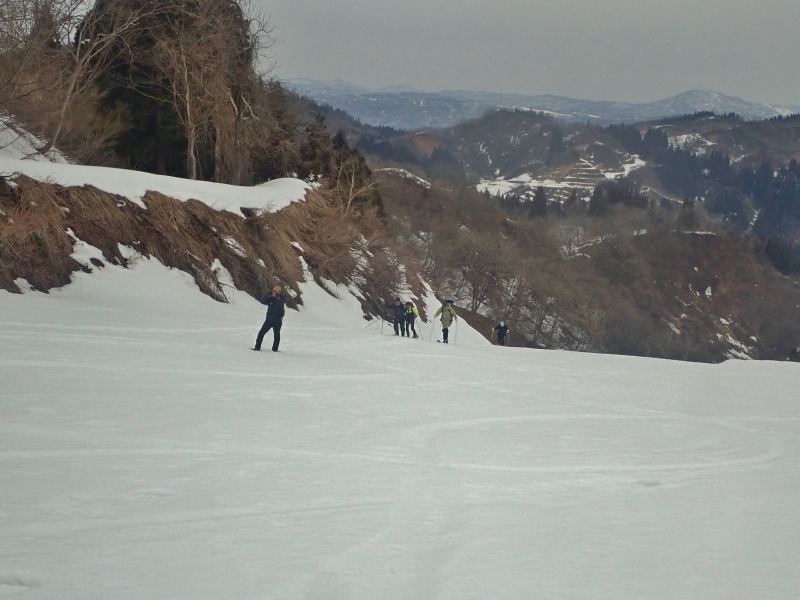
[257,0,800,106]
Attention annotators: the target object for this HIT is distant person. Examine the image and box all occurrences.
[404,301,420,338]
[493,321,510,346]
[433,299,457,343]
[385,297,406,336]
[254,285,285,352]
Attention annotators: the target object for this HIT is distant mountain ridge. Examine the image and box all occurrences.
[285,78,796,130]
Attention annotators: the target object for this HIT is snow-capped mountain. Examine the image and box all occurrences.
[286,78,795,130]
[639,89,793,121]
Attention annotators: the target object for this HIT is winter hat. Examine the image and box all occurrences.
[500,321,505,326]
[405,301,413,306]
[395,297,401,301]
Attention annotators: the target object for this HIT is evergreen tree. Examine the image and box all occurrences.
[587,185,609,217]
[753,160,775,205]
[677,198,698,231]
[641,127,669,160]
[300,114,334,177]
[605,123,643,154]
[704,150,734,183]
[706,187,751,229]
[529,186,548,218]
[546,127,566,165]
[563,189,581,216]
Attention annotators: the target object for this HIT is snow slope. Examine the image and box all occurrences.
[2,151,800,599]
[0,119,309,216]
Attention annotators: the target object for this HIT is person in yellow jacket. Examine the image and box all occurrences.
[404,301,420,338]
[433,299,457,343]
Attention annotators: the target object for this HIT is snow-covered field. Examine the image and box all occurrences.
[2,247,800,599]
[2,129,800,598]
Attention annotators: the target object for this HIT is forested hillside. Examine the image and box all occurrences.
[343,108,800,360]
[350,108,800,272]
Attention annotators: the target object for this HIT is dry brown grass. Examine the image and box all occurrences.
[0,176,79,291]
[0,174,398,316]
[59,184,139,263]
[262,189,357,281]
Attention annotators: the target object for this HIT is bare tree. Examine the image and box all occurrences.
[445,230,518,313]
[554,220,588,258]
[123,0,276,183]
[149,10,209,179]
[571,293,609,351]
[0,0,169,157]
[209,0,275,185]
[247,79,303,178]
[486,256,572,348]
[1,0,280,178]
[1,0,71,107]
[332,150,380,215]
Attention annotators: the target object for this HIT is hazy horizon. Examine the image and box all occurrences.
[281,75,800,108]
[259,1,800,107]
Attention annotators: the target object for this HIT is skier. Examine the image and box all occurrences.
[254,285,286,352]
[385,297,406,336]
[433,299,457,343]
[493,321,510,346]
[404,301,420,338]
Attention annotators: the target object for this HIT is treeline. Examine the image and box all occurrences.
[355,135,464,183]
[363,110,800,272]
[377,162,800,361]
[607,123,800,272]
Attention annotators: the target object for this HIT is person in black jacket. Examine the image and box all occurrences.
[493,321,510,346]
[254,285,286,351]
[385,297,406,336]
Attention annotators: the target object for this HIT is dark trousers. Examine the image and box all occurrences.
[442,327,449,343]
[255,319,282,351]
[497,337,506,346]
[404,317,417,337]
[393,317,403,336]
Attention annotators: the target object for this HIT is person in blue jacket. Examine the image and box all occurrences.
[254,285,286,352]
[385,297,406,336]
